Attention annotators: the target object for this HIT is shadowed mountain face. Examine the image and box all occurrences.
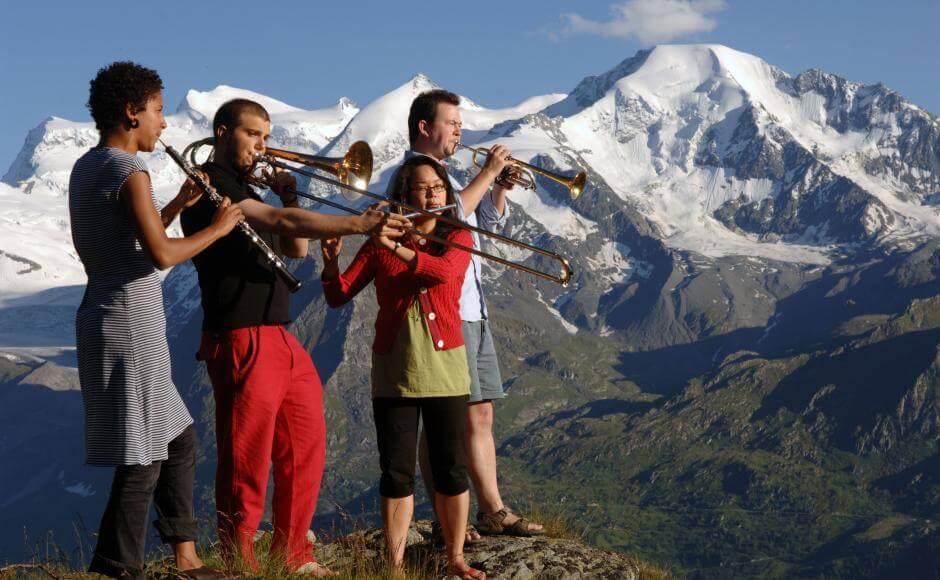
[0,44,937,576]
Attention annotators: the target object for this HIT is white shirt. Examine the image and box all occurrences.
[390,150,510,321]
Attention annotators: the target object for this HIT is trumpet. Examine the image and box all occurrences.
[457,143,587,199]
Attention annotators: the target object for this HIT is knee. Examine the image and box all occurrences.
[431,456,468,496]
[380,465,415,498]
[467,403,494,433]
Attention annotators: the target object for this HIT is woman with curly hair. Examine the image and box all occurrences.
[69,61,242,579]
[320,155,485,579]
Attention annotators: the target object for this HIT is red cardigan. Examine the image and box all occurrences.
[321,228,473,354]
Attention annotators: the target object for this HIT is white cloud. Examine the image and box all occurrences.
[560,0,727,44]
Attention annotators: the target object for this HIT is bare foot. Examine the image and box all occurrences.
[447,559,486,580]
[295,561,337,577]
[467,526,482,543]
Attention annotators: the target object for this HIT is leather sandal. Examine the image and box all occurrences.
[475,507,545,537]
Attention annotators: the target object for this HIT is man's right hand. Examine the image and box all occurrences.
[356,204,411,238]
[482,143,513,179]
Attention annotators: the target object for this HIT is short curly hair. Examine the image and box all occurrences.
[87,61,163,133]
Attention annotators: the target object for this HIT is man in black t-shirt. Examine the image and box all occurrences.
[181,98,407,576]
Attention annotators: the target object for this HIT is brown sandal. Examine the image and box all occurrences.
[475,507,545,537]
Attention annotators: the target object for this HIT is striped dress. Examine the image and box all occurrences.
[69,147,192,466]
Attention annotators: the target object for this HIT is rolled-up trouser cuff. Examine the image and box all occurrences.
[89,551,144,579]
[153,516,198,544]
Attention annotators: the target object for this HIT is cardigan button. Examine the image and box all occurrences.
[436,340,444,348]
[419,287,427,294]
[428,312,436,320]
[418,238,427,245]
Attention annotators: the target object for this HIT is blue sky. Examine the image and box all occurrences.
[1,0,937,172]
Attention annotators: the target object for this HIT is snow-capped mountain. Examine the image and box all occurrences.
[3,45,937,317]
[1,45,938,567]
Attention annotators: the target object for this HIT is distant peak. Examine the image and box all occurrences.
[407,73,439,92]
[177,85,302,118]
[337,96,358,110]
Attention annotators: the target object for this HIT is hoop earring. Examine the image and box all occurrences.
[130,119,139,129]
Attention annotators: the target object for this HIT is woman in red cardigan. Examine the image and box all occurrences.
[320,156,485,580]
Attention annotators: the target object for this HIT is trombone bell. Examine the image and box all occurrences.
[181,138,373,195]
[264,141,373,199]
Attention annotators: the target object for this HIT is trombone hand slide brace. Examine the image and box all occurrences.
[160,140,302,293]
[403,204,456,220]
[259,155,573,287]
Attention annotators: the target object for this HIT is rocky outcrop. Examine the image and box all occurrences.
[317,520,639,579]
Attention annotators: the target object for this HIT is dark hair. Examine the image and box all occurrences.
[213,98,270,137]
[408,89,460,146]
[87,61,163,133]
[389,156,458,249]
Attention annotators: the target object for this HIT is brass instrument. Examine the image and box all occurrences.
[259,151,572,286]
[182,138,373,199]
[160,140,302,292]
[457,143,587,199]
[179,138,573,286]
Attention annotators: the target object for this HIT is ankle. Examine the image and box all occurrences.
[449,552,466,565]
[173,543,203,570]
[175,554,204,570]
[477,503,505,517]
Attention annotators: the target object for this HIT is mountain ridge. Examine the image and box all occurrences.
[0,44,937,576]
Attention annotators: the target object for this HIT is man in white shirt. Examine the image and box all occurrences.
[389,89,545,539]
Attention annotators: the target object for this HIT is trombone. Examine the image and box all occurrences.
[181,139,573,286]
[457,143,587,199]
[182,137,373,198]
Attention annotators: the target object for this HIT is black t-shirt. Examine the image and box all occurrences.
[180,161,291,331]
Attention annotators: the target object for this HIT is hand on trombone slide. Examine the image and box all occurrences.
[357,202,411,238]
[255,164,299,205]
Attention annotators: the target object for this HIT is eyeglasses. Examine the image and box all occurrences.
[408,183,447,197]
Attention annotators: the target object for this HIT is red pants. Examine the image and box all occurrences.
[198,325,325,570]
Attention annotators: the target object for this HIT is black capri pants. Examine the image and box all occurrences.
[89,424,198,579]
[372,395,469,498]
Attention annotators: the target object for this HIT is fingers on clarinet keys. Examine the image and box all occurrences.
[211,197,244,236]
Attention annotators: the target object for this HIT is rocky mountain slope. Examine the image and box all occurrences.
[0,44,937,576]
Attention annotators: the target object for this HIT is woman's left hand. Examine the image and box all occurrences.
[372,234,397,251]
[175,170,208,208]
[320,237,343,261]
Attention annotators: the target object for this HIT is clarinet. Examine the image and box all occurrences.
[160,140,302,293]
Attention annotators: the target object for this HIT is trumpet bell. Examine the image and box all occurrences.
[457,143,587,200]
[569,171,587,200]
